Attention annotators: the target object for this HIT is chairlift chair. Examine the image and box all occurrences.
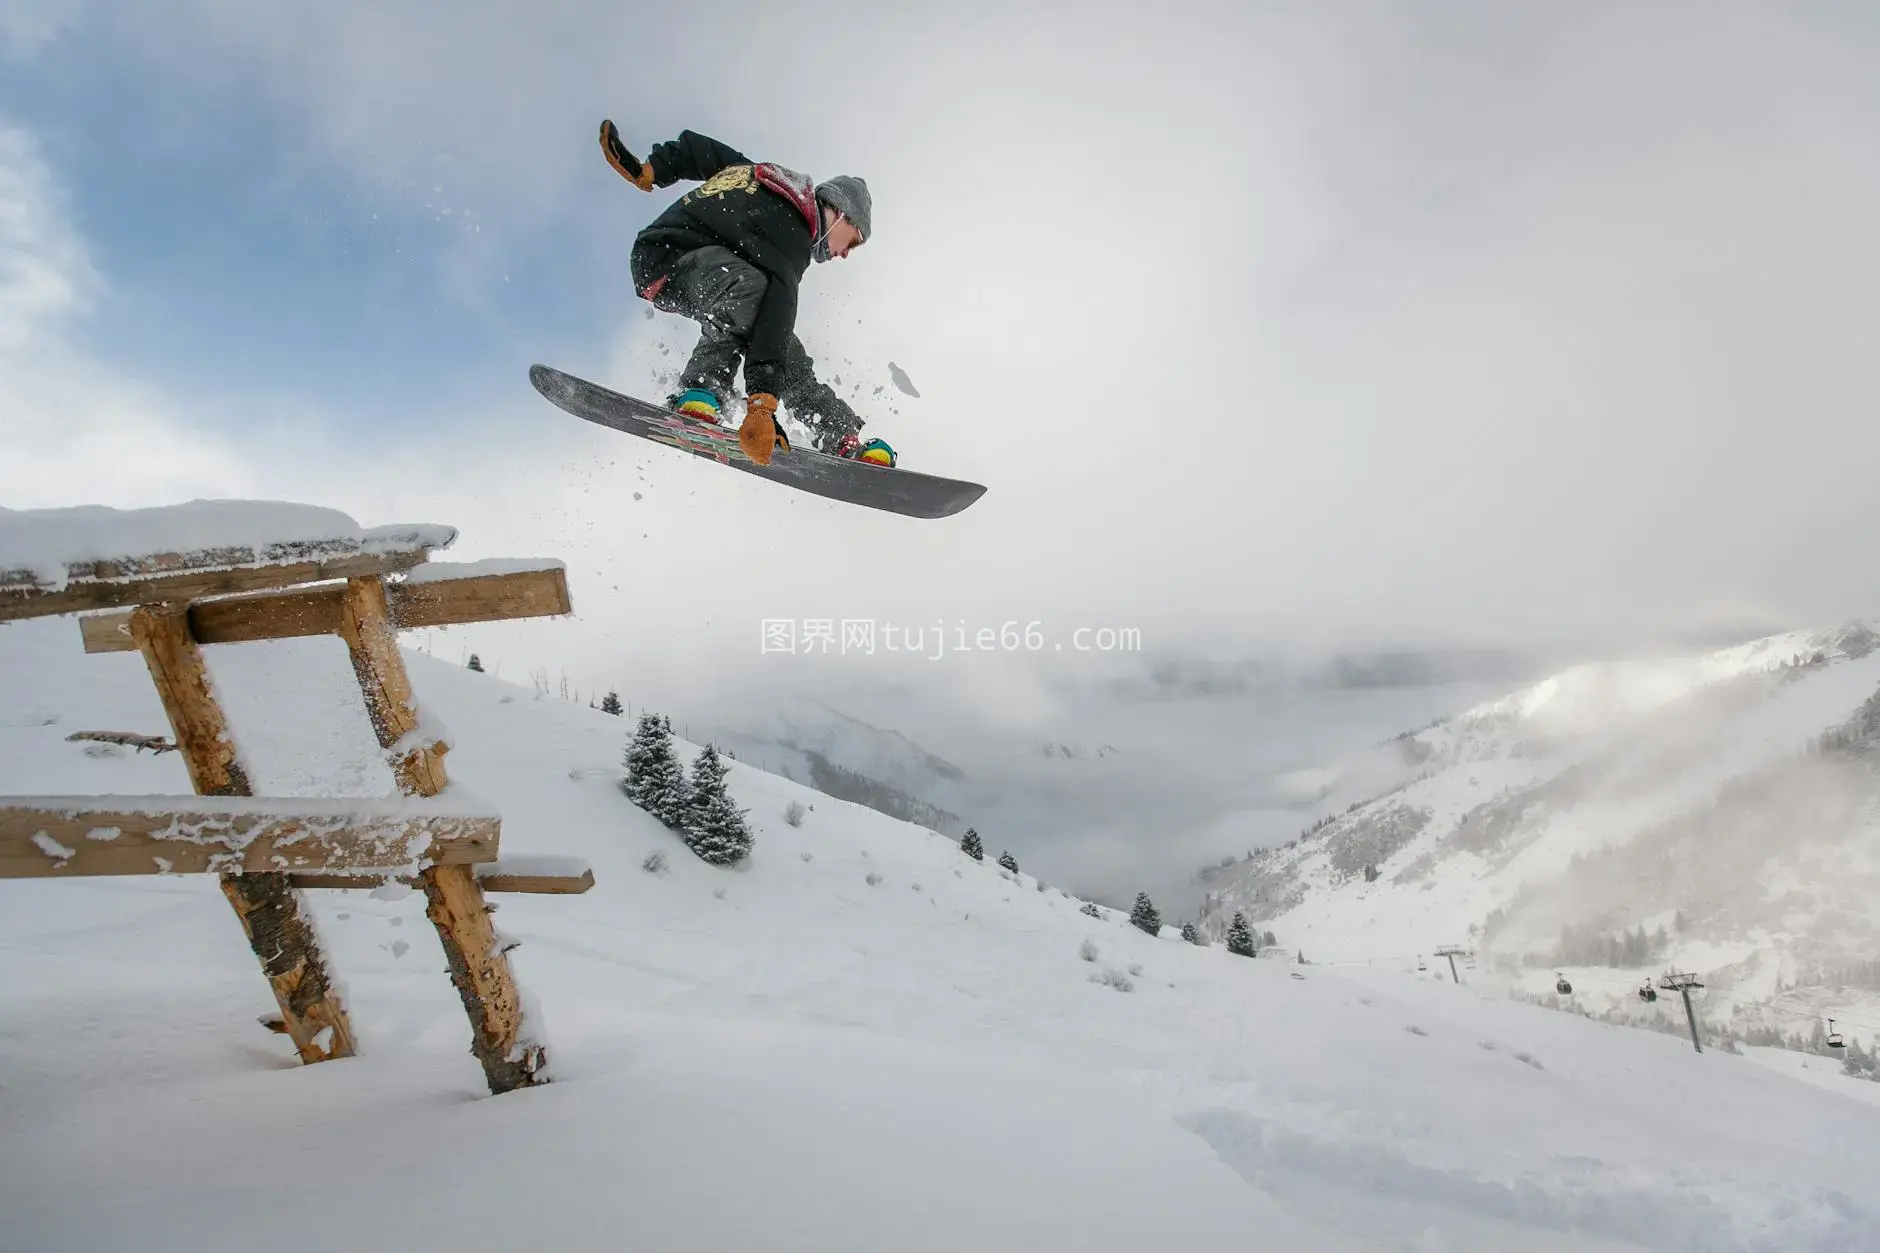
[1638,980,1657,1003]
[1555,973,1573,995]
[1417,956,1427,972]
[1826,1019,1846,1049]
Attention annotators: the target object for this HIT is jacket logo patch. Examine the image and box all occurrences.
[690,165,761,202]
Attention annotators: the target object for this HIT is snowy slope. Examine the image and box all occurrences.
[3,614,1880,1252]
[1197,624,1880,1046]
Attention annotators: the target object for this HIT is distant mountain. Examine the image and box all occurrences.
[1195,623,1880,1040]
[707,699,967,833]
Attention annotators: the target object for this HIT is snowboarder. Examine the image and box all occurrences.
[600,121,895,470]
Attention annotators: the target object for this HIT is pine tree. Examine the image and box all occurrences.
[960,828,984,860]
[623,711,688,823]
[1180,922,1200,944]
[466,653,484,672]
[684,744,752,865]
[1226,912,1256,957]
[1263,930,1277,948]
[998,850,1019,873]
[1129,892,1160,935]
[600,691,623,716]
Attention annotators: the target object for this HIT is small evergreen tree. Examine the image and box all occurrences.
[1226,912,1256,957]
[623,711,688,823]
[684,744,752,865]
[1080,902,1102,918]
[1129,892,1161,935]
[600,691,623,716]
[960,828,984,860]
[998,850,1019,873]
[466,653,484,672]
[1180,921,1199,944]
[1263,930,1277,948]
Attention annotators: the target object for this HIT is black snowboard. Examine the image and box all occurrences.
[529,364,987,520]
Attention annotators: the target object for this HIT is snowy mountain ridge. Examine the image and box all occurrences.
[1196,622,1880,1045]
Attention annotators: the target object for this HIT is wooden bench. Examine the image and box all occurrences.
[0,506,591,1095]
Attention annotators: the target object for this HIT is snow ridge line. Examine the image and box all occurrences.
[1178,1106,1880,1253]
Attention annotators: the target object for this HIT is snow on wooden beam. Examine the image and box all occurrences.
[288,856,595,894]
[0,796,500,880]
[77,564,572,654]
[1,524,458,623]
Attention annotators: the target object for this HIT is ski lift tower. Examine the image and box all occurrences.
[1433,943,1468,984]
[1659,970,1706,1053]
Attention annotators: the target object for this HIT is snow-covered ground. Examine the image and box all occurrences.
[4,612,1879,1252]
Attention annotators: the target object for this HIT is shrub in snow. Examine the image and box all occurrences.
[783,800,806,827]
[800,851,813,863]
[1180,922,1200,944]
[641,850,668,875]
[467,653,484,672]
[713,887,727,900]
[1129,892,1160,936]
[1226,912,1257,957]
[1089,967,1133,992]
[1404,1024,1428,1037]
[1128,963,1143,976]
[623,711,689,825]
[600,691,623,715]
[865,871,883,886]
[1512,1051,1544,1070]
[1080,938,1099,962]
[960,828,984,860]
[998,850,1018,873]
[683,744,752,865]
[1080,902,1101,919]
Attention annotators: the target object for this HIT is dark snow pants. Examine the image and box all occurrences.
[659,245,863,450]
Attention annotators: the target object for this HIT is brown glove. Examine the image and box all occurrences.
[600,120,654,191]
[738,393,791,466]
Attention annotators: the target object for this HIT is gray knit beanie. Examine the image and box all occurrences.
[814,175,872,240]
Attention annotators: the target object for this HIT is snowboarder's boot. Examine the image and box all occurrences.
[668,388,723,424]
[831,432,897,468]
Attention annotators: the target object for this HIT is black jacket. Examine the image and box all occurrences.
[630,131,818,398]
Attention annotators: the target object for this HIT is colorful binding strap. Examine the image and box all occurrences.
[857,437,896,467]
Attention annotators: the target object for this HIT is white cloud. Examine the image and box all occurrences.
[0,0,83,60]
[0,123,259,506]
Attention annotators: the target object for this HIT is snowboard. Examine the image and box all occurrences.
[529,364,987,520]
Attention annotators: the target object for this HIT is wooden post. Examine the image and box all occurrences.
[129,603,357,1064]
[335,577,548,1093]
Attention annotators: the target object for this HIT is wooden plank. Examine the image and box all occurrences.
[421,862,549,1091]
[2,549,436,623]
[222,874,358,1062]
[0,800,500,879]
[288,864,594,894]
[336,576,449,796]
[476,864,593,894]
[126,603,359,1065]
[390,566,572,630]
[131,604,251,797]
[334,574,549,1094]
[79,567,572,654]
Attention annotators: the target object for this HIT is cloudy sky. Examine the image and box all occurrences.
[5,1,1879,898]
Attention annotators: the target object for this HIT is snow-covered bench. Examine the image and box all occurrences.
[0,500,590,1096]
